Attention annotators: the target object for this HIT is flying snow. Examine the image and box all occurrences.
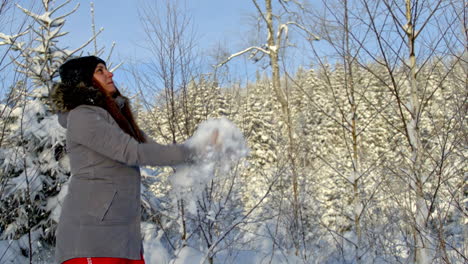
[169,117,249,214]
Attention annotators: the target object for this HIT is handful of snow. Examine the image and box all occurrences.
[170,117,249,214]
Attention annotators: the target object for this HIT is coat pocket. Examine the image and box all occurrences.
[69,176,136,224]
[101,188,136,224]
[87,181,117,222]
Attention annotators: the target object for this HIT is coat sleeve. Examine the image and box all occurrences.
[67,106,193,166]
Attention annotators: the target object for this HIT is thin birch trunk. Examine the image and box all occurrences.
[265,0,300,254]
[343,0,362,261]
[404,1,430,263]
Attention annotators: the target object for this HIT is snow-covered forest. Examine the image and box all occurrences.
[0,0,466,263]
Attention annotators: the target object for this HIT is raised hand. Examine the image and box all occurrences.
[209,129,221,150]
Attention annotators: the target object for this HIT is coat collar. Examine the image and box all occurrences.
[50,81,106,112]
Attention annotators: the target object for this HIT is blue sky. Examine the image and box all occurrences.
[55,0,256,87]
[2,0,314,91]
[63,1,250,63]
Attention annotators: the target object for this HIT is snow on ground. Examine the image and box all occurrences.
[141,229,304,264]
[141,222,171,264]
[171,246,205,264]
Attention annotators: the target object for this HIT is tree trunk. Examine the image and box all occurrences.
[343,0,362,261]
[405,1,430,263]
[265,0,300,254]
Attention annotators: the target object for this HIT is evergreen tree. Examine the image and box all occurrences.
[237,73,279,209]
[0,0,95,259]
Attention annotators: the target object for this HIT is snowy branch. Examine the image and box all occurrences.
[199,174,276,264]
[0,31,29,48]
[215,46,270,68]
[284,21,320,41]
[281,0,306,10]
[49,0,73,17]
[109,61,123,73]
[67,28,104,57]
[16,1,79,29]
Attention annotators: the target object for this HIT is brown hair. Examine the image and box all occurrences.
[92,80,146,143]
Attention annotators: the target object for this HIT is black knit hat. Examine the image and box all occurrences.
[59,56,106,87]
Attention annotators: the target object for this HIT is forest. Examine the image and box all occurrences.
[0,0,466,263]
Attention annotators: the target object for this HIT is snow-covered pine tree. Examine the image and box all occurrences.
[237,72,279,210]
[305,64,352,233]
[0,0,96,260]
[283,67,330,257]
[434,59,468,264]
[188,75,221,123]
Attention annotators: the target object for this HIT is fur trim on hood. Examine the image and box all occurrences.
[50,82,136,139]
[50,81,106,112]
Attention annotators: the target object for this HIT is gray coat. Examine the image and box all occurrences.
[54,103,192,263]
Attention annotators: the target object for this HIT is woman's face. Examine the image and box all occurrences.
[93,63,116,95]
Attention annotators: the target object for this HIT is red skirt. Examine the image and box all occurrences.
[62,255,145,264]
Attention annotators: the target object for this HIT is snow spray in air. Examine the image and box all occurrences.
[170,117,249,214]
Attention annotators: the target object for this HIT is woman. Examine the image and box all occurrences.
[51,56,211,264]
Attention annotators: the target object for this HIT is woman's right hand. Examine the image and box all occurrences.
[196,129,222,160]
[210,129,220,149]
